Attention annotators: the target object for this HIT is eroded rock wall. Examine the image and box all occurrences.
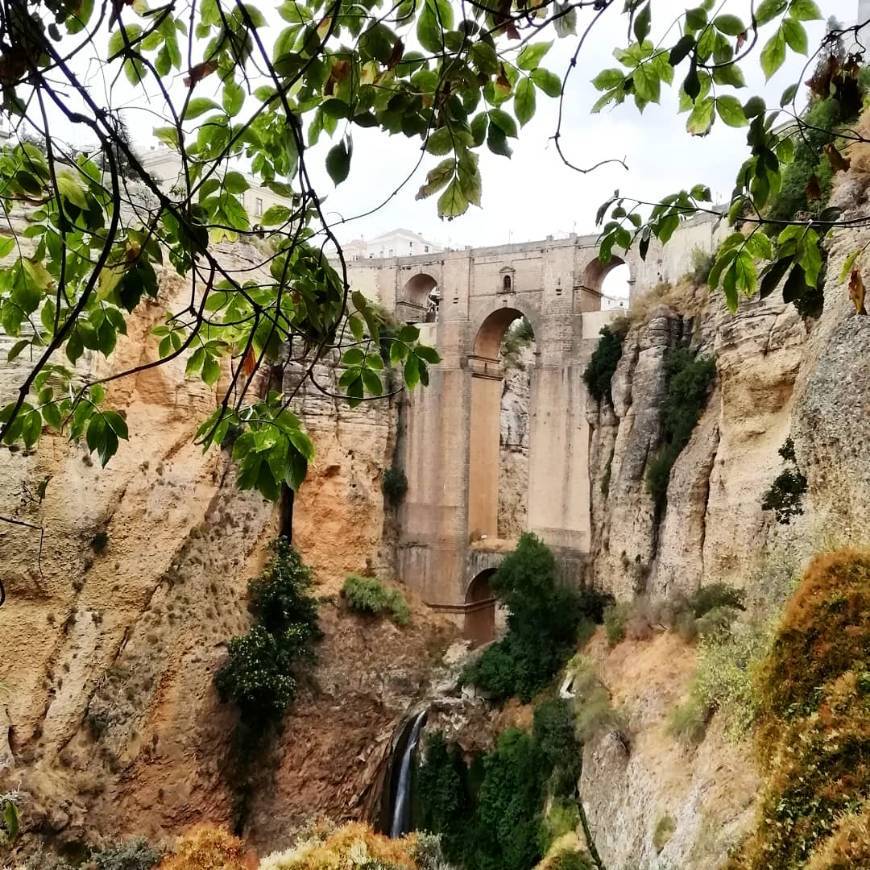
[0,250,452,857]
[587,272,868,603]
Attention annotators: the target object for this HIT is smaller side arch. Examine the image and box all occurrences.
[398,272,440,323]
[581,256,631,312]
[464,569,496,647]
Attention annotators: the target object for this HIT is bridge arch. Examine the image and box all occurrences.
[468,307,536,541]
[464,569,496,646]
[398,272,439,323]
[581,256,631,310]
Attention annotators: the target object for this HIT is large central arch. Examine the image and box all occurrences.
[467,306,534,541]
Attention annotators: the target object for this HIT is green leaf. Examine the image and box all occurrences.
[760,29,786,80]
[781,18,807,54]
[716,95,747,127]
[403,353,420,389]
[687,96,714,135]
[222,79,245,117]
[417,0,453,54]
[326,138,352,186]
[184,97,220,119]
[224,171,249,193]
[202,355,221,386]
[780,82,799,106]
[787,0,821,21]
[417,158,455,200]
[488,109,517,138]
[839,249,861,283]
[56,171,88,208]
[514,78,536,127]
[755,0,787,26]
[517,42,552,71]
[261,204,292,226]
[530,68,561,98]
[592,68,624,91]
[713,14,745,35]
[0,236,15,258]
[437,177,468,219]
[633,3,651,44]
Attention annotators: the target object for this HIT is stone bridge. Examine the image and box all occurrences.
[347,218,723,641]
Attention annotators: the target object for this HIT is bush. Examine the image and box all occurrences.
[416,733,472,865]
[94,840,161,870]
[669,619,772,745]
[342,575,410,626]
[728,550,870,869]
[646,348,716,508]
[158,826,248,869]
[215,539,320,723]
[539,799,581,851]
[462,534,589,702]
[688,246,714,285]
[382,466,408,507]
[533,698,581,795]
[569,656,628,744]
[583,325,625,403]
[548,851,593,870]
[471,729,547,870]
[214,625,298,720]
[762,468,807,524]
[603,602,631,647]
[805,802,870,870]
[259,821,432,869]
[688,583,745,618]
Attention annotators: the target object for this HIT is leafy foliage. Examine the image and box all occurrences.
[762,438,808,524]
[583,325,625,403]
[259,821,453,869]
[0,795,19,847]
[382,467,409,507]
[418,700,583,870]
[0,0,861,512]
[93,839,161,870]
[342,575,410,626]
[215,538,320,721]
[646,348,716,508]
[462,534,594,702]
[157,825,248,870]
[727,550,870,869]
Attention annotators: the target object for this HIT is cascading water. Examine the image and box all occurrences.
[388,710,427,838]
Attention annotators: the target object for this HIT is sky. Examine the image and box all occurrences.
[31,0,859,254]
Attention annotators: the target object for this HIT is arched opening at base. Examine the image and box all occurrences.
[464,569,496,647]
[582,256,631,311]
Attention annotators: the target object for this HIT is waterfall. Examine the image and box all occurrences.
[388,710,427,838]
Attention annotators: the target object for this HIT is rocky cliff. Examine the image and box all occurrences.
[0,249,453,859]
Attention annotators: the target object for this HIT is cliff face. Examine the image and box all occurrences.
[578,174,870,866]
[0,252,452,856]
[587,274,868,603]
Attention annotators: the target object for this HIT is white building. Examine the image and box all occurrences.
[344,228,443,261]
[137,147,291,220]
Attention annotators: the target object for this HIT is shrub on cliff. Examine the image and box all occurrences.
[726,550,870,869]
[215,539,321,723]
[761,439,808,525]
[342,575,410,626]
[94,839,161,870]
[462,534,590,702]
[583,325,626,403]
[258,821,453,869]
[157,826,249,869]
[646,348,716,508]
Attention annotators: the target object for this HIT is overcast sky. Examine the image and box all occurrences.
[42,0,859,251]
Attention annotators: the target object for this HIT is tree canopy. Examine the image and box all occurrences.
[0,0,863,500]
